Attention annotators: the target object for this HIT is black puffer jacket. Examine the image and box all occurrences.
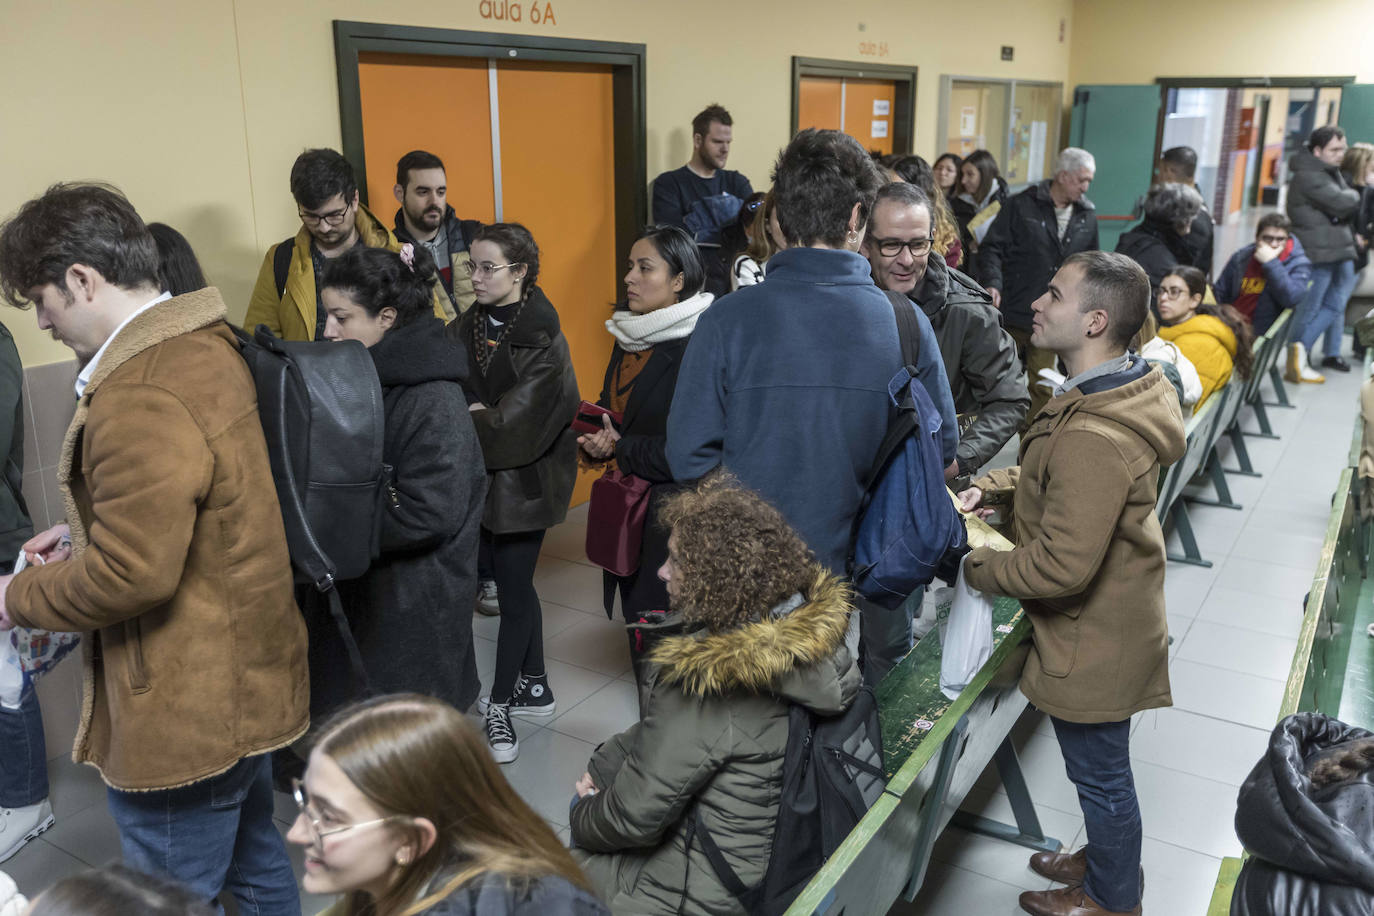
[912,255,1027,475]
[450,286,580,534]
[978,180,1099,332]
[1232,713,1374,916]
[312,317,488,717]
[1288,149,1361,265]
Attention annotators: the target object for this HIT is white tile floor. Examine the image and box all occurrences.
[6,258,1368,914]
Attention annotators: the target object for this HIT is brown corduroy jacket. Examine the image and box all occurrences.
[8,288,308,790]
[965,358,1185,724]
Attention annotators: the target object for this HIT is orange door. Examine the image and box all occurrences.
[497,61,618,505]
[355,54,618,507]
[799,76,843,132]
[357,53,496,224]
[798,76,897,155]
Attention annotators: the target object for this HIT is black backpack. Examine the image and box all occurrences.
[233,324,386,690]
[689,685,886,915]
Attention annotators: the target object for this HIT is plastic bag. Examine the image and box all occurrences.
[1,550,79,708]
[938,554,993,700]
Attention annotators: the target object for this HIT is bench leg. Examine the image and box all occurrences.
[1186,452,1242,511]
[948,737,1062,855]
[1240,398,1280,440]
[1264,365,1295,409]
[1222,425,1261,477]
[1166,502,1213,567]
[901,715,966,902]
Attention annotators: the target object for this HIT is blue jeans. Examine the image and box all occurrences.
[1051,717,1141,912]
[0,688,48,807]
[106,754,299,916]
[1296,259,1357,358]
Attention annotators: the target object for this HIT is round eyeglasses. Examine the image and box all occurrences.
[291,778,404,844]
[464,261,521,278]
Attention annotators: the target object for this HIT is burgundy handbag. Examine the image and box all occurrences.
[586,469,653,577]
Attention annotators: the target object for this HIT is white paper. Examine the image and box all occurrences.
[1027,120,1048,183]
[960,106,977,137]
[871,119,889,139]
[873,99,890,116]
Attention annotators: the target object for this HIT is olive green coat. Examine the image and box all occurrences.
[570,571,860,915]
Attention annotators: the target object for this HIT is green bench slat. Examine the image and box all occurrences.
[879,596,1027,794]
[1206,857,1244,916]
[1339,576,1374,730]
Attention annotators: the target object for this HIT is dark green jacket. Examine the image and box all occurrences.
[1287,149,1361,265]
[570,570,860,915]
[0,322,32,562]
[911,256,1028,475]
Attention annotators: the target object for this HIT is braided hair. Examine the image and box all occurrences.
[470,222,540,376]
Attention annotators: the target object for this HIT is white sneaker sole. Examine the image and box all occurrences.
[477,696,556,717]
[0,810,55,864]
[488,741,519,764]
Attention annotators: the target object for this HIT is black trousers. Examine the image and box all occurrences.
[488,527,548,703]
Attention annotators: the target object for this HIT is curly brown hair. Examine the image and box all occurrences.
[658,475,816,632]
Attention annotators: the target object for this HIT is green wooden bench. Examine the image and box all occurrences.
[784,520,1059,915]
[1226,309,1294,457]
[1156,382,1234,566]
[1207,458,1374,913]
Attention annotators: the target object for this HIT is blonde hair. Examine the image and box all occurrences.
[1342,143,1374,188]
[313,695,595,916]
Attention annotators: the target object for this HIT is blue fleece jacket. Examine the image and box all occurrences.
[666,247,956,573]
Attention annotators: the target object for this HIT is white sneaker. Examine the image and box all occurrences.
[475,580,500,616]
[485,703,518,764]
[0,799,54,864]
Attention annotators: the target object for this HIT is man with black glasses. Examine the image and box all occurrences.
[247,148,443,341]
[863,182,1027,488]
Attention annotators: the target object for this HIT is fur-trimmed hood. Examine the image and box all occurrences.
[649,568,859,714]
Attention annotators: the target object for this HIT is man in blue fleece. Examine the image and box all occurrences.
[667,129,956,676]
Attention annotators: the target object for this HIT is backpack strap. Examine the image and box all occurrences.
[273,237,294,299]
[883,290,921,369]
[690,806,753,902]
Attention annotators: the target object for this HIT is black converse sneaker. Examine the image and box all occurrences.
[485,702,518,764]
[477,673,557,717]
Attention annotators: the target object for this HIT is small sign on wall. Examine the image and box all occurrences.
[871,120,889,139]
[873,99,890,116]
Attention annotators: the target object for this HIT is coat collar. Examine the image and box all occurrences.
[649,570,853,697]
[82,288,228,397]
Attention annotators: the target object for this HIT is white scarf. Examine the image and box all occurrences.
[605,291,715,353]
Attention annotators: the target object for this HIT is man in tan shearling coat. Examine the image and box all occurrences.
[0,184,308,915]
[959,252,1185,916]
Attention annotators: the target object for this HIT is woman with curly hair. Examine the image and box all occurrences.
[567,476,860,915]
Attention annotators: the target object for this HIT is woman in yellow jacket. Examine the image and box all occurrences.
[1157,266,1255,408]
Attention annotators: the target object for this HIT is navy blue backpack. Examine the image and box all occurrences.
[849,294,968,609]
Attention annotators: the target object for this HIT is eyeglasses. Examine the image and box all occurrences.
[464,261,521,278]
[291,778,402,844]
[298,205,353,227]
[1158,286,1190,300]
[1258,234,1289,245]
[874,237,935,258]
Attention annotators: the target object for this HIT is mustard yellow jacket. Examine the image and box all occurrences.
[1158,313,1237,408]
[245,204,446,341]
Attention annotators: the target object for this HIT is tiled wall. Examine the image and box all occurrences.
[19,360,80,531]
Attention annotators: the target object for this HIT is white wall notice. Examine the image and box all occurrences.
[873,99,890,116]
[871,119,889,139]
[1027,120,1048,183]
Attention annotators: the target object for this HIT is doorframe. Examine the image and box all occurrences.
[937,75,1064,190]
[791,57,918,154]
[332,20,646,262]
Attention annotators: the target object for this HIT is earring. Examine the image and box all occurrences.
[396,852,410,867]
[846,230,860,246]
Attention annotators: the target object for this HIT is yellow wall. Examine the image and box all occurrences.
[0,0,1073,368]
[1069,0,1374,87]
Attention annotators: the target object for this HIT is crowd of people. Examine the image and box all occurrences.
[0,102,1370,916]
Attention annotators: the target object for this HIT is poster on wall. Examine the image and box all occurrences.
[874,99,890,116]
[960,106,977,137]
[871,119,889,139]
[1027,120,1048,183]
